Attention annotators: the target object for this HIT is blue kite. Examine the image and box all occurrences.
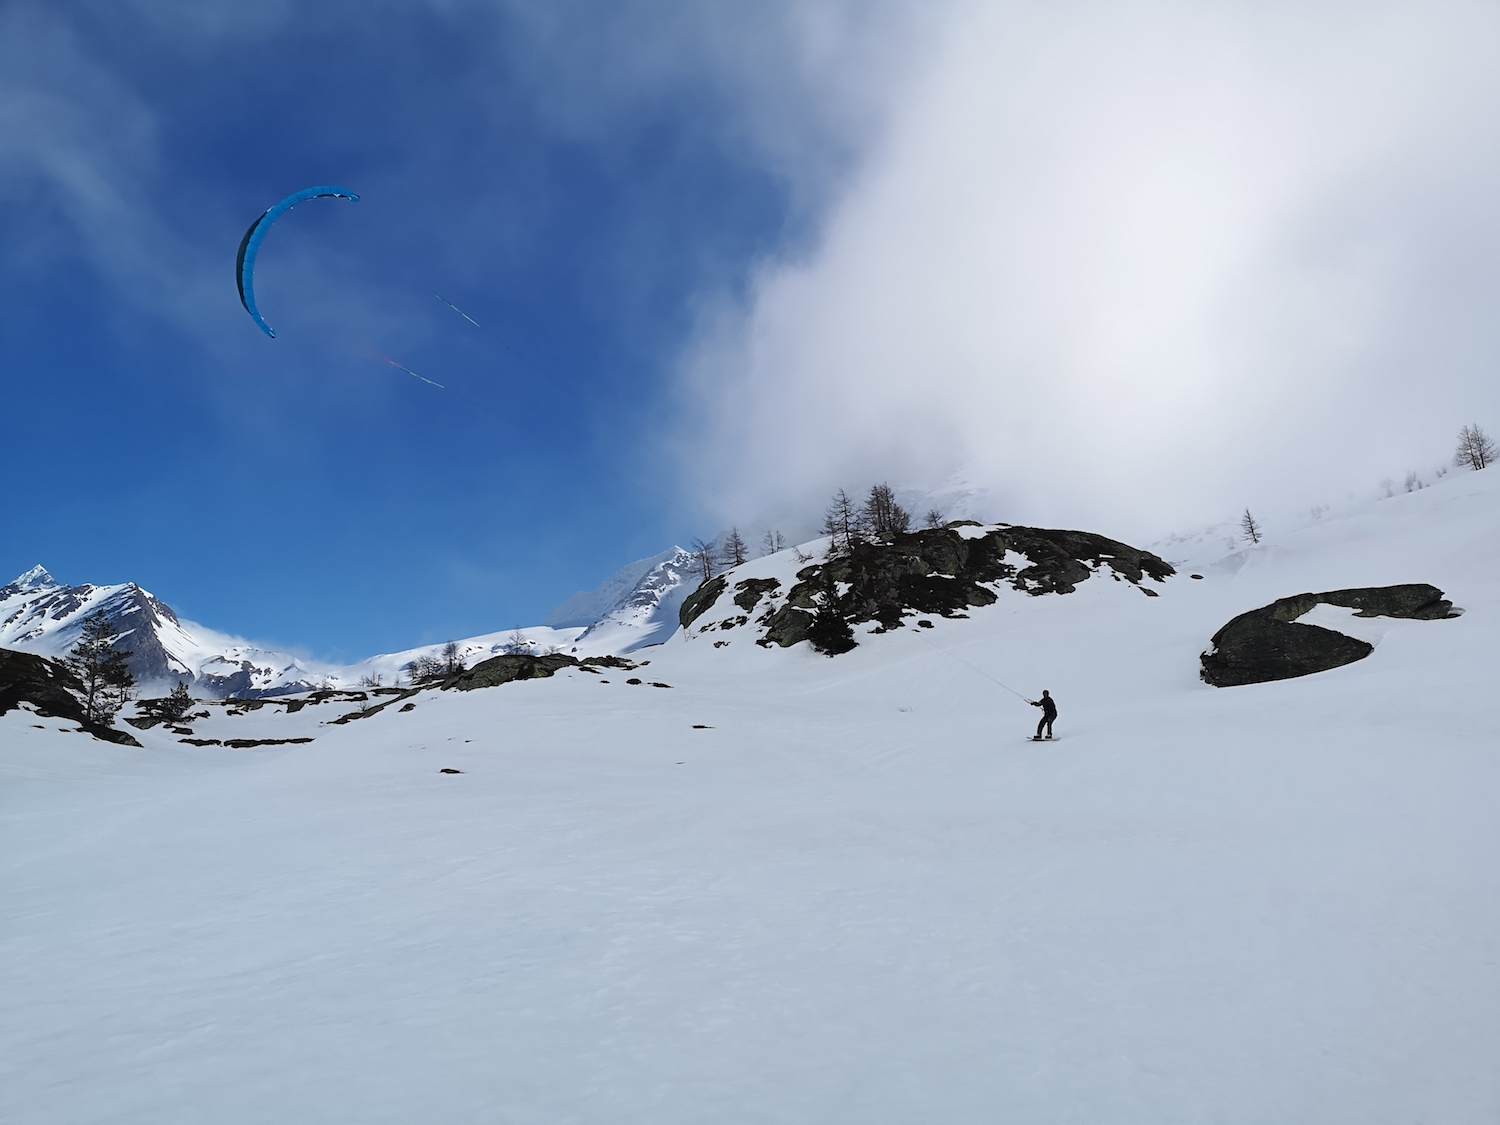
[235,186,359,337]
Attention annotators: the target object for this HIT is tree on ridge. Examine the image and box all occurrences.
[822,489,864,555]
[689,538,717,585]
[861,483,911,539]
[721,528,749,568]
[761,529,788,556]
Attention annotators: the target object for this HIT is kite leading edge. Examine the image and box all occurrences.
[236,186,360,338]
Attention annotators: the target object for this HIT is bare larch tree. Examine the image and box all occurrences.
[407,653,448,683]
[822,489,864,555]
[720,528,749,568]
[1240,509,1263,545]
[689,537,717,585]
[442,640,467,673]
[760,529,788,556]
[861,483,911,539]
[1454,423,1497,471]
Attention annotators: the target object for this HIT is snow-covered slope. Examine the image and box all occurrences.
[3,467,1498,1122]
[339,544,701,680]
[545,547,686,628]
[337,624,588,687]
[554,546,699,653]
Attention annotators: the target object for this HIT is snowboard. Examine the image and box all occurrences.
[1027,735,1058,742]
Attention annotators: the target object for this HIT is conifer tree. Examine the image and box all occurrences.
[807,593,856,655]
[924,509,945,529]
[161,682,194,723]
[64,610,134,724]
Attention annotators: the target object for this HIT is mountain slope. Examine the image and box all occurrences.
[0,567,324,697]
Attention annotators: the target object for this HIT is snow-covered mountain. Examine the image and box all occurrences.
[0,566,326,697]
[0,544,704,698]
[0,473,1024,699]
[544,545,699,653]
[536,477,1004,654]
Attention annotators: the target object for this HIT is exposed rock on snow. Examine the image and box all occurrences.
[1200,583,1460,687]
[446,653,583,691]
[443,652,639,693]
[0,647,141,746]
[679,575,729,631]
[683,523,1174,654]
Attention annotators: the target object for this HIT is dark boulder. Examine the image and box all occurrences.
[1200,584,1460,687]
[443,653,580,691]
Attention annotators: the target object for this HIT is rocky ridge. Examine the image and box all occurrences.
[681,522,1175,654]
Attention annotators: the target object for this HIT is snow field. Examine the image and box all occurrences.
[2,468,1498,1122]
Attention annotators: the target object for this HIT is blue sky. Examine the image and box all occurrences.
[0,1,870,659]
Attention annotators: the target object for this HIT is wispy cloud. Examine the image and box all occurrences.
[1,0,910,371]
[0,7,169,291]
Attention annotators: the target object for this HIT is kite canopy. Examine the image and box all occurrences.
[235,186,360,338]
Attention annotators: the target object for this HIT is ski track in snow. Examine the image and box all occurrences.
[3,470,1499,1122]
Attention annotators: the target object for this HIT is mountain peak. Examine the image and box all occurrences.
[544,546,698,653]
[3,565,58,595]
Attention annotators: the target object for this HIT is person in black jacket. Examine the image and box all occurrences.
[1028,690,1057,740]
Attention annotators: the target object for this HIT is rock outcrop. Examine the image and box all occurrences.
[1200,584,1460,687]
[0,646,142,745]
[442,653,637,692]
[681,523,1174,655]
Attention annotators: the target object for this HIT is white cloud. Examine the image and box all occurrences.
[681,1,1500,538]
